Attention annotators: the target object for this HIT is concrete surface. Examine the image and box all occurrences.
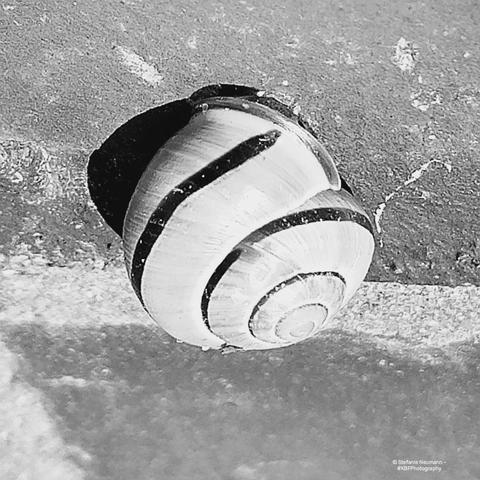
[0,0,479,285]
[1,263,480,480]
[1,0,480,479]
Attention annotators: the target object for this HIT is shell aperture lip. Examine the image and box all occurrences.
[192,97,342,192]
[130,129,282,304]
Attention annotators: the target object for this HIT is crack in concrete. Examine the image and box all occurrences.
[374,160,452,246]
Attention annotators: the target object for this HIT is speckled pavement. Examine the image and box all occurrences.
[1,0,480,479]
[1,0,479,285]
[1,263,480,479]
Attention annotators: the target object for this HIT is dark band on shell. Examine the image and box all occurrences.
[130,129,282,302]
[200,205,373,330]
[247,271,345,336]
[87,84,375,351]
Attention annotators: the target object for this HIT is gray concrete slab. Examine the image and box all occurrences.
[1,265,480,479]
[1,0,480,478]
[2,321,480,480]
[1,0,479,286]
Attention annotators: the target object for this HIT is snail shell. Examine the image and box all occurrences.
[119,87,375,351]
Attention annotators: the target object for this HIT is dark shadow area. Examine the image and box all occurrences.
[87,84,259,237]
[3,324,480,480]
[87,99,192,237]
[87,83,352,238]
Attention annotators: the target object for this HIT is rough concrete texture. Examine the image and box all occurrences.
[1,265,480,478]
[2,263,479,355]
[1,0,480,478]
[0,0,479,285]
[4,323,480,480]
[0,340,86,480]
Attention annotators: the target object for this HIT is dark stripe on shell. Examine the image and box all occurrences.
[130,129,282,303]
[248,271,346,338]
[246,207,374,243]
[201,207,373,335]
[194,98,341,190]
[201,248,242,325]
[203,271,344,345]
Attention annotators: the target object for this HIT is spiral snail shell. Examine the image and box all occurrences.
[89,84,375,351]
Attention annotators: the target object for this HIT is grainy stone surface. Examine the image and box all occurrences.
[1,264,479,354]
[0,339,86,480]
[1,1,480,478]
[1,0,479,285]
[2,318,480,479]
[1,265,480,478]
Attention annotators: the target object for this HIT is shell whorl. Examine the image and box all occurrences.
[122,94,374,350]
